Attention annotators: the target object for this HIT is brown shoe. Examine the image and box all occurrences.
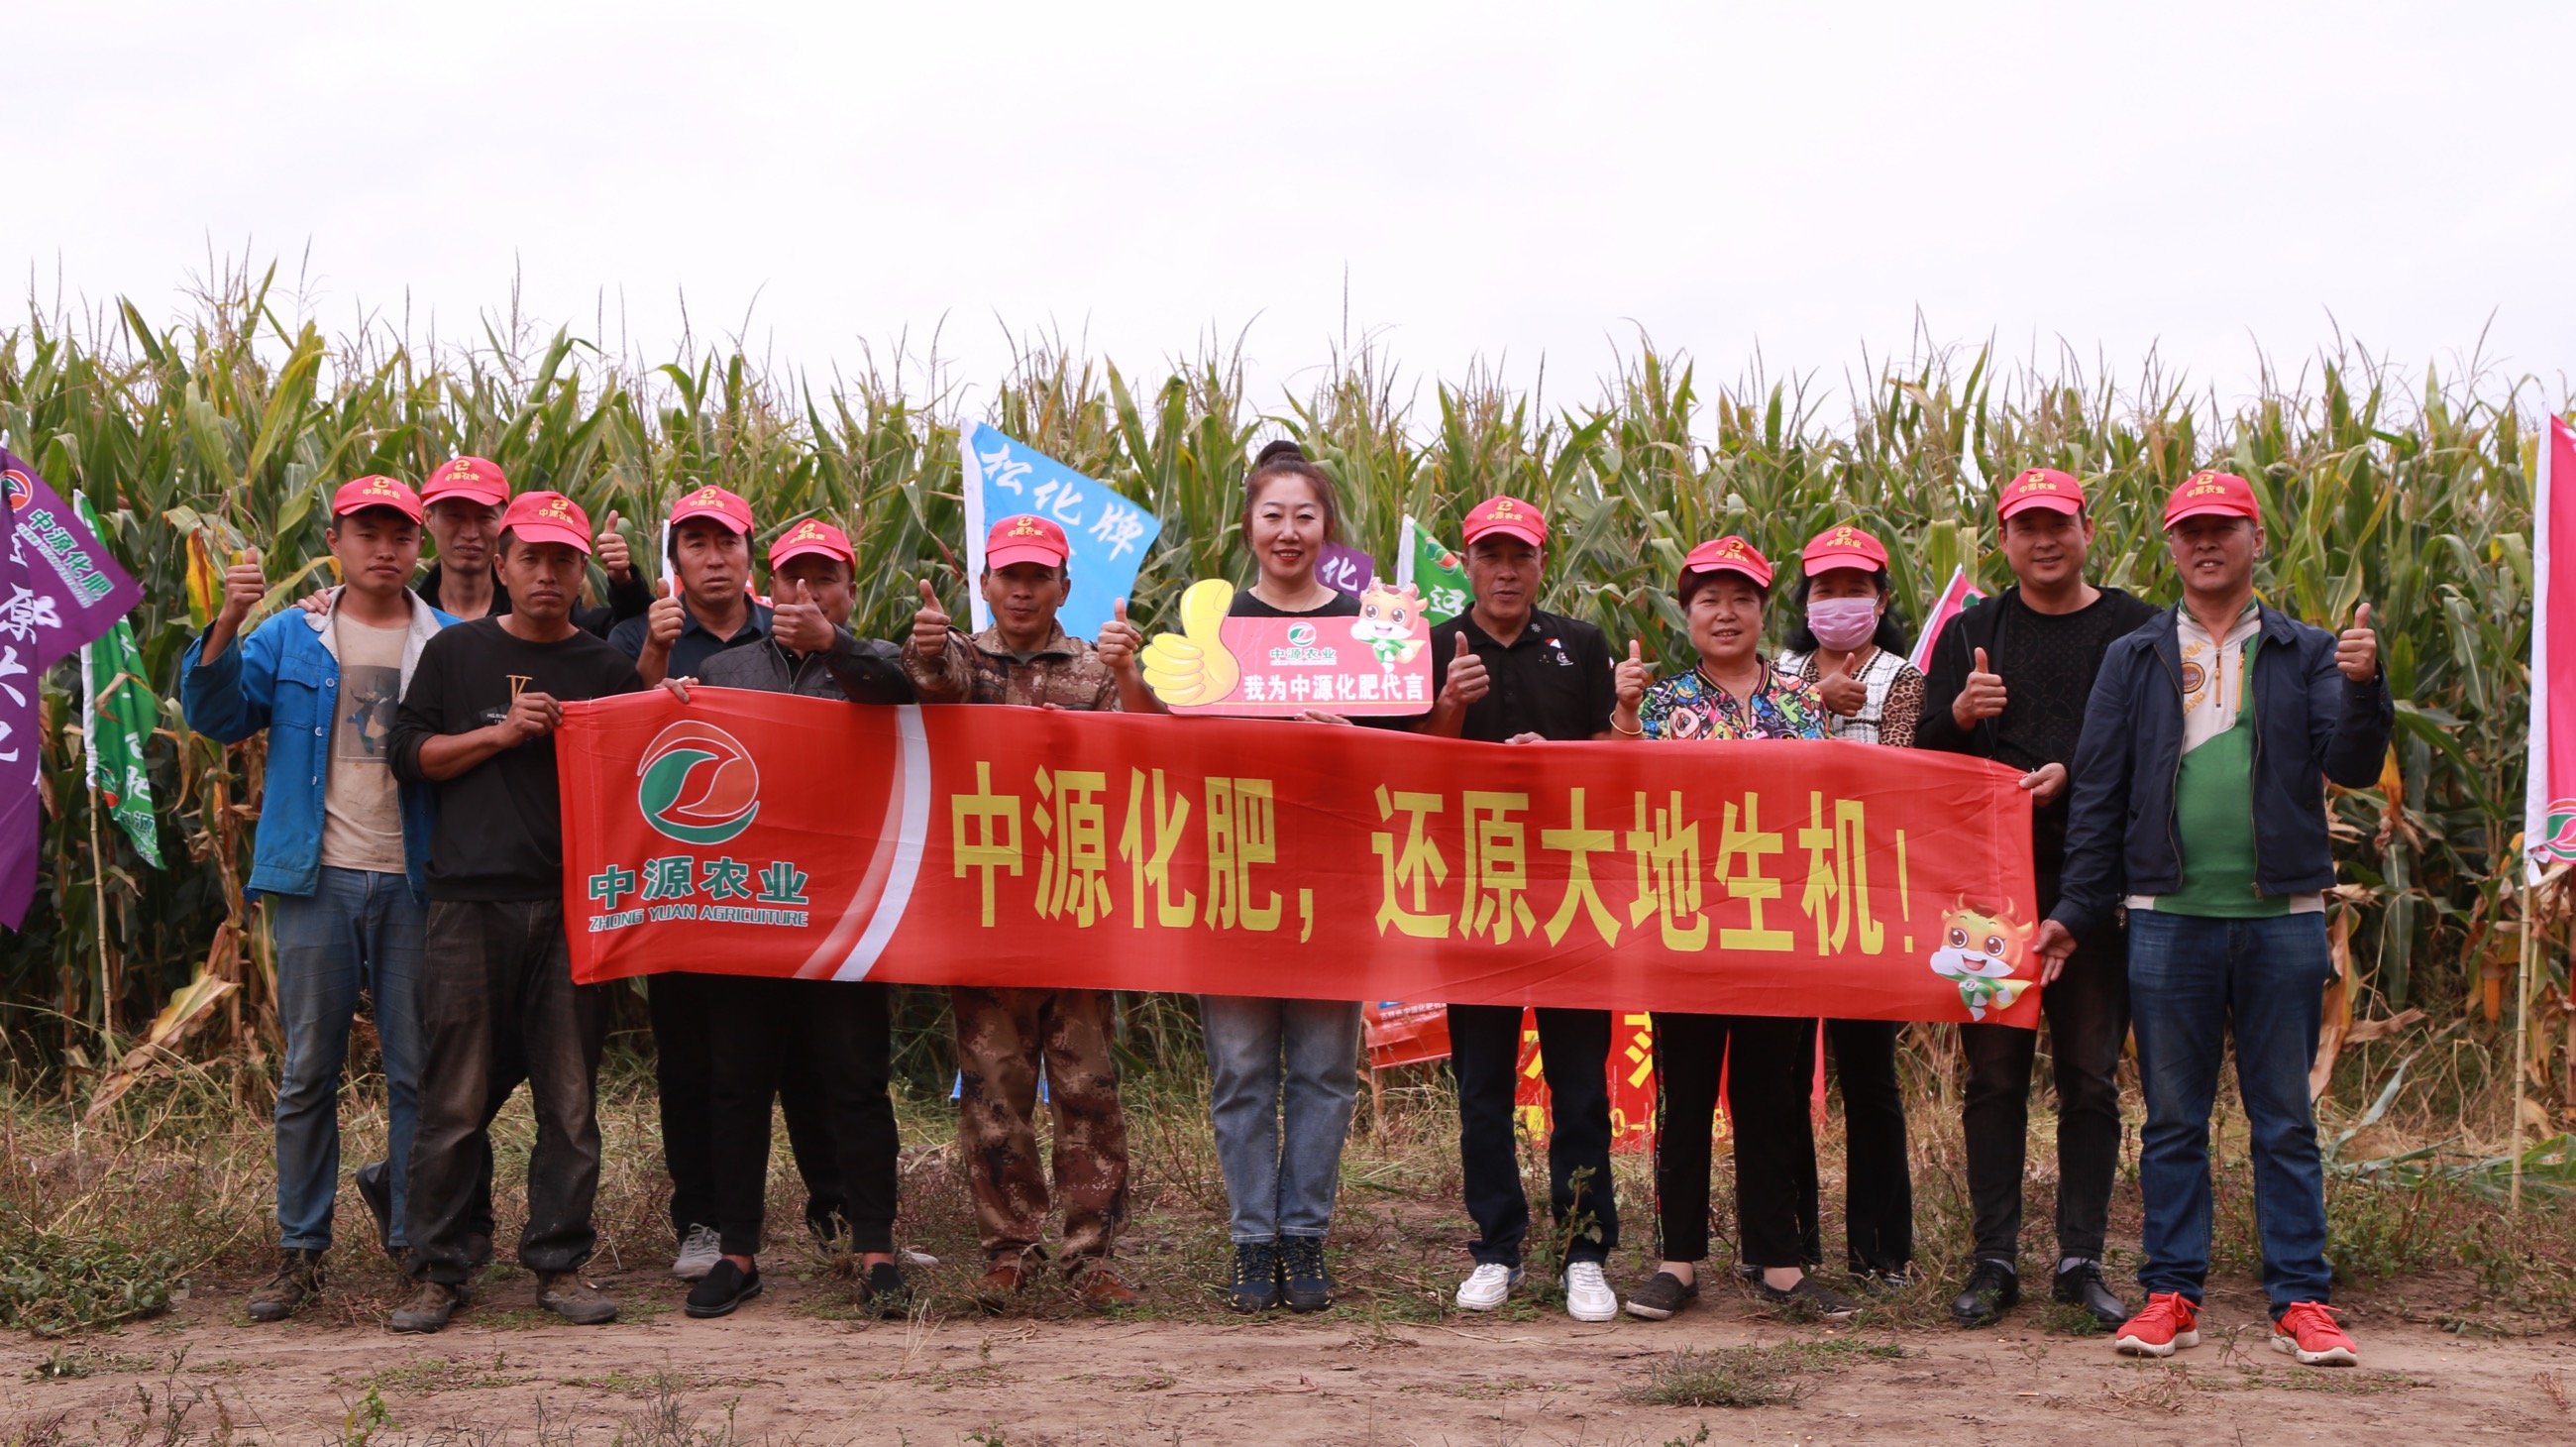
[387,1280,465,1334]
[974,1257,1029,1305]
[536,1272,618,1325]
[1075,1265,1141,1312]
[244,1249,323,1322]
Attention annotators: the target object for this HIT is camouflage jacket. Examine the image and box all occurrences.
[905,623,1121,712]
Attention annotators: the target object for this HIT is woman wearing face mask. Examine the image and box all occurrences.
[1604,535,1861,1324]
[1775,521,1922,1290]
[1098,439,1371,1315]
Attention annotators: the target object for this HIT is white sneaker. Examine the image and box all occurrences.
[672,1222,722,1280]
[1561,1262,1618,1322]
[1455,1262,1522,1310]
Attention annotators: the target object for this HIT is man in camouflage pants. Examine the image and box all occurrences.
[905,513,1140,1310]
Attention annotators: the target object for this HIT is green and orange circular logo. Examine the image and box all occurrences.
[636,722,762,845]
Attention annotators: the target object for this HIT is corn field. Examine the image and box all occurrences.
[1,263,2568,1132]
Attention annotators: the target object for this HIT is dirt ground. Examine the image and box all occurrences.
[7,1260,2571,1446]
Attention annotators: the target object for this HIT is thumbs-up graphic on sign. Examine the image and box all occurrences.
[1140,579,1242,707]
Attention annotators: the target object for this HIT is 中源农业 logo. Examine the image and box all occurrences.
[636,721,762,845]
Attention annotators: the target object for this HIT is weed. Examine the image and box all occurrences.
[338,1385,398,1446]
[1629,1338,1900,1408]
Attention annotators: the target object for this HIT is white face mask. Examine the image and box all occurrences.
[1805,596,1879,651]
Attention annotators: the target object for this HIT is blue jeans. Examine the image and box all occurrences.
[2127,910,2333,1314]
[1201,996,1362,1242]
[269,868,426,1251]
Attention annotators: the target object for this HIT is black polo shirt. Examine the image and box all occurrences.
[1424,608,1617,742]
[606,598,773,677]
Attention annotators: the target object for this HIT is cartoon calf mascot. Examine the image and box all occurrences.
[1929,899,2036,1022]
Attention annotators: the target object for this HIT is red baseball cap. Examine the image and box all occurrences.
[1679,534,1774,591]
[1800,521,1889,577]
[987,513,1069,569]
[421,455,509,508]
[2163,470,2260,528]
[1461,495,1547,547]
[1997,467,2086,519]
[331,474,423,523]
[770,517,855,569]
[498,491,593,554]
[670,484,754,535]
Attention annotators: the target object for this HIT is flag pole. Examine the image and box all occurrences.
[76,663,112,1043]
[2513,883,2534,1212]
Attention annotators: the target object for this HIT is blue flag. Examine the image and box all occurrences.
[958,424,1161,644]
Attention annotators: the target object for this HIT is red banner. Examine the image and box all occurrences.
[556,692,2042,1025]
[1516,1009,1662,1154]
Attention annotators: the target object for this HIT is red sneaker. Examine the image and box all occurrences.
[2112,1291,2201,1357]
[2270,1301,2357,1366]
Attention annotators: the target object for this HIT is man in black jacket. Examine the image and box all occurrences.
[2036,470,2388,1368]
[1917,469,2155,1331]
[658,519,921,1321]
[414,456,650,638]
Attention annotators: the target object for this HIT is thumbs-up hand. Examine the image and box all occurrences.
[770,575,835,654]
[1095,597,1143,676]
[1137,578,1241,706]
[1816,649,1870,717]
[2336,602,2379,683]
[1439,630,1492,710]
[1613,638,1651,709]
[911,578,952,660]
[218,548,268,626]
[1954,644,2007,728]
[645,576,686,654]
[594,509,632,582]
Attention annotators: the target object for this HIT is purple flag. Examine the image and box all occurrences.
[0,475,36,928]
[0,451,146,672]
[1316,541,1377,597]
[0,451,143,929]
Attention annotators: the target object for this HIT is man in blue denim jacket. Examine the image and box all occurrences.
[2036,470,2389,1369]
[180,476,456,1321]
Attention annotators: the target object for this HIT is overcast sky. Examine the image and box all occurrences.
[13,1,2572,422]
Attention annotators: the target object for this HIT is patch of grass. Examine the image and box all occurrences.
[1629,1337,1903,1408]
[24,1342,166,1380]
[0,1214,188,1337]
[353,1353,541,1394]
[2267,1368,2426,1394]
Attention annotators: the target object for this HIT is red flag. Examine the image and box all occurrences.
[2526,416,2576,879]
[1910,565,1987,674]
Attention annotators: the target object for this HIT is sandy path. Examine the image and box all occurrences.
[6,1268,2571,1445]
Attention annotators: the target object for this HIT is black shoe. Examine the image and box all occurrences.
[353,1162,396,1258]
[1623,1271,1699,1320]
[1279,1235,1333,1312]
[387,1280,465,1334]
[684,1260,762,1319]
[1228,1240,1282,1313]
[863,1261,912,1320]
[1950,1259,2020,1327]
[2053,1262,2129,1332]
[244,1248,324,1322]
[1758,1274,1860,1321]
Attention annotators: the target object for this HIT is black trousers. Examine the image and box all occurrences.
[651,971,848,1240]
[707,976,900,1258]
[1651,1012,1814,1269]
[406,899,606,1284]
[1961,919,2129,1263]
[1448,1004,1619,1268]
[1792,1019,1915,1276]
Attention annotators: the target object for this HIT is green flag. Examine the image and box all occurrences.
[1399,515,1471,623]
[73,495,161,868]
